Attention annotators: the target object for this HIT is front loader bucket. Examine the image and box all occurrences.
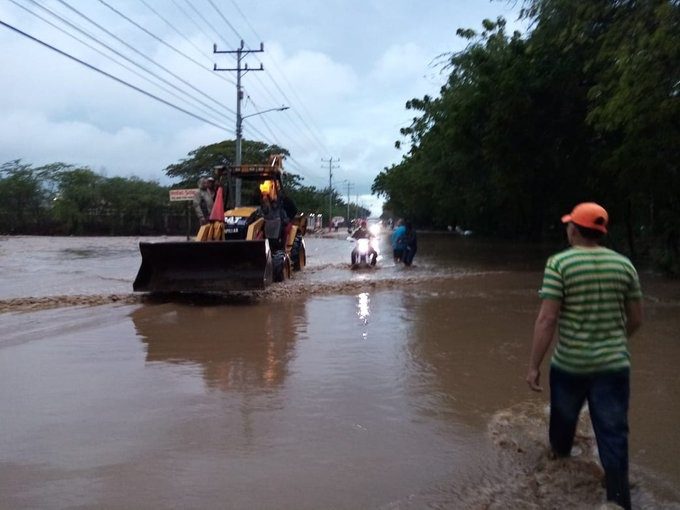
[133,240,273,293]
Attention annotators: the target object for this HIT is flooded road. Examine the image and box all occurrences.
[1,234,679,508]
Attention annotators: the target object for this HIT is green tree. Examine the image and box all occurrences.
[0,160,44,233]
[99,176,171,234]
[373,1,679,271]
[164,139,289,188]
[51,167,103,234]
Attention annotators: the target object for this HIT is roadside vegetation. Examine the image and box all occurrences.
[373,0,679,273]
[0,140,368,237]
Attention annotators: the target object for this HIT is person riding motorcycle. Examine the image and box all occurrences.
[350,220,377,266]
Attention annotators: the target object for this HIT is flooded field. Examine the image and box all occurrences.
[1,233,679,509]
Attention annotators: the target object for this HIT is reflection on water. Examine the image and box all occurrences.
[132,302,304,392]
[356,292,370,326]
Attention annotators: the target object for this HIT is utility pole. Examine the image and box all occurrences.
[214,40,263,207]
[343,180,354,225]
[321,157,339,229]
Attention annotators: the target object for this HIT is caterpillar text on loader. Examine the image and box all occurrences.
[133,154,306,293]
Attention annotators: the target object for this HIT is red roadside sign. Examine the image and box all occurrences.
[169,189,197,202]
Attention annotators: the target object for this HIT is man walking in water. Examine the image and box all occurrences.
[526,202,643,510]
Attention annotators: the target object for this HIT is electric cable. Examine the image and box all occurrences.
[0,19,229,131]
[9,0,228,127]
[24,0,234,124]
[97,0,237,88]
[53,0,236,116]
[137,0,234,89]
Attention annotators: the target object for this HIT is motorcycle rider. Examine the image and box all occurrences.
[350,220,377,266]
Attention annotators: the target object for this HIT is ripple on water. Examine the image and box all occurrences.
[465,401,680,509]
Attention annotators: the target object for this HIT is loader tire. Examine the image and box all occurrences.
[292,243,306,271]
[273,250,286,282]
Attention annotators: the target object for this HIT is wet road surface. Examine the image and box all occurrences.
[1,233,679,508]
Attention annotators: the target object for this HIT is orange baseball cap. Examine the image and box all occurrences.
[561,202,608,233]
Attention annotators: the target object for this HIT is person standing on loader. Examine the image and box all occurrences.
[206,176,216,201]
[193,177,214,226]
[526,202,643,510]
[257,184,288,250]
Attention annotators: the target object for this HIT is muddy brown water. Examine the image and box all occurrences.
[0,234,679,509]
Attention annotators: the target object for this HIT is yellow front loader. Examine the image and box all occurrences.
[133,155,306,294]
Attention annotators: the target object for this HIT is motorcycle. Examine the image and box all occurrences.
[350,237,378,269]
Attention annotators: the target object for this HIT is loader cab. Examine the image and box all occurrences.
[222,172,284,241]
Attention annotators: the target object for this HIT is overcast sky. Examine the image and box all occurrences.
[0,0,524,215]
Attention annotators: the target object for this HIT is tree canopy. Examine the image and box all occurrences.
[164,139,289,188]
[0,160,172,235]
[373,0,679,271]
[165,139,370,220]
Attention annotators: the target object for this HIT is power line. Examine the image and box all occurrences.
[9,0,227,128]
[0,19,228,131]
[136,0,236,89]
[97,0,236,88]
[53,0,236,117]
[169,0,215,47]
[182,0,237,51]
[137,0,209,68]
[206,0,241,43]
[23,0,233,125]
[285,158,326,188]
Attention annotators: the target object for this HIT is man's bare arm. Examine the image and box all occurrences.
[526,299,561,392]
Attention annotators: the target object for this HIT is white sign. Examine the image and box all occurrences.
[169,188,198,201]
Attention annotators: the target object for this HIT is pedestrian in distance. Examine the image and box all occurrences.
[193,177,214,226]
[526,202,643,510]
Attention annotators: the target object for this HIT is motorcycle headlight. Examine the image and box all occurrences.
[357,238,370,254]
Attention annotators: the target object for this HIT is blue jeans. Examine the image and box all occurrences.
[550,366,631,509]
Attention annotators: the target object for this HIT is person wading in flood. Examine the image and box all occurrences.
[526,202,643,510]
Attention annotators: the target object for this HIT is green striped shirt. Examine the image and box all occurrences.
[539,246,642,374]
